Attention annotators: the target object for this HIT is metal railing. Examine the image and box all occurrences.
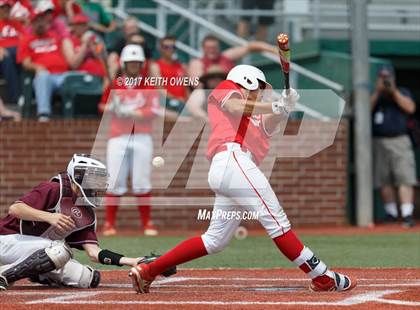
[112,7,334,121]
[153,0,345,94]
[113,7,201,58]
[124,0,420,40]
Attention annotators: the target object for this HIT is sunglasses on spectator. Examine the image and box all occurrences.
[161,44,176,50]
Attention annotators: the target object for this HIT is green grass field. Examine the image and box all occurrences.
[74,232,420,269]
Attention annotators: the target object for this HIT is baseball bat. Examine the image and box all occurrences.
[277,33,290,92]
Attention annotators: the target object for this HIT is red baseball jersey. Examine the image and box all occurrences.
[0,18,24,48]
[155,59,187,100]
[101,77,160,138]
[206,80,270,165]
[201,54,235,75]
[17,30,69,73]
[69,35,106,77]
[52,0,82,18]
[0,182,98,250]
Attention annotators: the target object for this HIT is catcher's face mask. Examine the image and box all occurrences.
[74,166,108,208]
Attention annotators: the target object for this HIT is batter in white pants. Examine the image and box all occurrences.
[203,143,291,254]
[0,234,95,288]
[107,133,153,195]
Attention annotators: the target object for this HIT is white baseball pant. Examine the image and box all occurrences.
[106,133,153,195]
[202,143,291,254]
[0,234,95,288]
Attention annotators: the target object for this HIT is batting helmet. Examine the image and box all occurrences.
[227,64,270,91]
[120,44,145,68]
[67,154,108,208]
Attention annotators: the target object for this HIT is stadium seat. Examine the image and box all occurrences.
[59,73,103,118]
[21,70,34,118]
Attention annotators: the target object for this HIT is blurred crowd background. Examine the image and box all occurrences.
[0,0,283,121]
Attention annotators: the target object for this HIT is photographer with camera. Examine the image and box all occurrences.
[371,66,417,228]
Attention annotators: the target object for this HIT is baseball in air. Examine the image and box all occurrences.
[152,156,165,168]
[234,226,248,240]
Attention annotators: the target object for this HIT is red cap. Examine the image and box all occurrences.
[0,0,14,7]
[70,14,89,25]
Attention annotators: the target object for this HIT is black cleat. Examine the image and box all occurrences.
[138,254,177,277]
[0,275,8,291]
[402,216,415,228]
[385,213,398,223]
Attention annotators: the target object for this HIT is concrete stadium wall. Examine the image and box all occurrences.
[0,119,349,232]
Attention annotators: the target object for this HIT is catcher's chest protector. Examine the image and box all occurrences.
[20,173,96,240]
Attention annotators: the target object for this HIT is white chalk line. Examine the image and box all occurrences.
[3,275,420,307]
[12,278,420,290]
[21,290,420,306]
[5,288,420,307]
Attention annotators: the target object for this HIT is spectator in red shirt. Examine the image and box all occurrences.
[62,14,107,79]
[52,0,81,20]
[188,34,277,84]
[155,35,189,113]
[29,0,70,38]
[17,11,69,121]
[0,0,24,103]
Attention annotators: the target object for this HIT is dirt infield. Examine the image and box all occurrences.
[1,268,419,309]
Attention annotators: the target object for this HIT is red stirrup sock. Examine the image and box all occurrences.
[148,236,208,277]
[104,194,120,227]
[136,192,151,227]
[273,229,328,278]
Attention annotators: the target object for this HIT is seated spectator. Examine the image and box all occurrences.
[186,65,226,121]
[29,0,70,38]
[17,11,69,121]
[107,16,140,79]
[0,97,20,120]
[188,34,277,83]
[52,0,81,21]
[155,35,188,113]
[77,0,116,37]
[0,0,24,104]
[237,0,275,41]
[62,14,107,79]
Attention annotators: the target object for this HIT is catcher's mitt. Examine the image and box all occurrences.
[138,253,177,277]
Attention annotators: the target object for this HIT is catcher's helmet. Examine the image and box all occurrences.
[67,154,108,208]
[227,64,270,91]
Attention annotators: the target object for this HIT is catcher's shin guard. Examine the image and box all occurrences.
[1,244,72,284]
[138,254,177,277]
